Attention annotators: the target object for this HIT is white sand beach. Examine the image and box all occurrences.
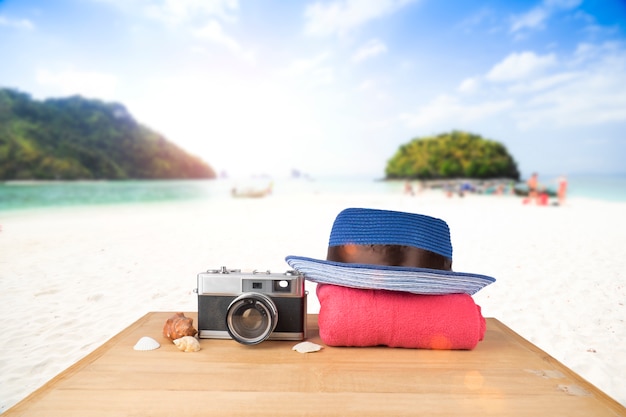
[1,189,625,412]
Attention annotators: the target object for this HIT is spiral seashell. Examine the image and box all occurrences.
[133,336,160,351]
[163,312,198,341]
[173,336,201,352]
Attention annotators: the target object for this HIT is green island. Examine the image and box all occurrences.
[0,88,216,180]
[386,131,520,181]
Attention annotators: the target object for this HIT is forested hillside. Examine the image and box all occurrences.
[0,88,216,180]
[386,131,520,180]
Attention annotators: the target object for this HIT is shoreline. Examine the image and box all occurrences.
[1,191,625,412]
[1,175,626,213]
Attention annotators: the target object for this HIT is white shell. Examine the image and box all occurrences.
[133,336,161,351]
[292,341,323,353]
[173,336,201,352]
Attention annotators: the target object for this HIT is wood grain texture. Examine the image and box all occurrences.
[5,313,625,417]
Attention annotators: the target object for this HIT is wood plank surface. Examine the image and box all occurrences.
[5,313,625,416]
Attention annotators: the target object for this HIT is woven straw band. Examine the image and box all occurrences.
[327,208,453,260]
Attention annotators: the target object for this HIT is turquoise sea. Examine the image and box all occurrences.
[0,174,624,212]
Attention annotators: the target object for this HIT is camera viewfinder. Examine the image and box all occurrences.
[273,280,291,292]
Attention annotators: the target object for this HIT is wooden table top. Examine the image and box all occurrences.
[5,312,625,416]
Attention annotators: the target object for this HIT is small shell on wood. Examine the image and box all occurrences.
[292,341,323,353]
[133,336,160,351]
[173,336,201,352]
[163,312,198,341]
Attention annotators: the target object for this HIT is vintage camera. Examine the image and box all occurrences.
[197,267,307,345]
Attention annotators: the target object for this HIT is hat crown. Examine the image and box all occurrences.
[328,208,453,260]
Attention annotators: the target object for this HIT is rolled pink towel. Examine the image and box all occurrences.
[316,284,486,350]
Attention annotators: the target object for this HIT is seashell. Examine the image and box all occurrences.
[133,336,160,351]
[163,312,198,341]
[173,336,201,352]
[292,341,323,353]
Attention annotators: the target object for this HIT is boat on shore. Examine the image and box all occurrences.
[230,182,273,198]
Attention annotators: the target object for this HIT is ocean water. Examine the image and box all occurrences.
[563,174,626,202]
[0,174,624,212]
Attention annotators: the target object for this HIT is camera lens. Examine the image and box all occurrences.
[226,293,278,345]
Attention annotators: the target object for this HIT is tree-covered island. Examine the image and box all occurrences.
[0,88,216,180]
[386,131,520,181]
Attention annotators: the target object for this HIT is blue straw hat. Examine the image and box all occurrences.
[286,208,495,295]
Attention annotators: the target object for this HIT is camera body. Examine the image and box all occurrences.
[197,267,307,345]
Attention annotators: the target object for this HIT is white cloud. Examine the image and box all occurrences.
[477,42,626,129]
[283,52,331,74]
[399,94,514,129]
[510,7,548,33]
[486,51,557,82]
[99,1,251,62]
[544,0,582,8]
[572,41,622,65]
[146,0,239,25]
[194,20,237,48]
[352,39,387,62]
[506,72,578,94]
[401,40,626,132]
[356,79,376,91]
[93,0,245,57]
[458,77,480,94]
[510,0,582,34]
[304,0,418,37]
[93,0,239,25]
[35,69,118,100]
[514,49,626,127]
[354,78,392,104]
[193,20,254,63]
[0,15,34,30]
[281,52,335,86]
[280,52,335,86]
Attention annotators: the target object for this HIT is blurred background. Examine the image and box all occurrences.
[1,0,625,206]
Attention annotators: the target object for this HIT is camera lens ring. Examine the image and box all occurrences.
[226,292,278,345]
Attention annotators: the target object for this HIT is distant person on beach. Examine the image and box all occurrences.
[527,172,539,203]
[404,181,414,196]
[557,175,568,205]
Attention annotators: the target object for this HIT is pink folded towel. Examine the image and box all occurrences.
[316,284,486,350]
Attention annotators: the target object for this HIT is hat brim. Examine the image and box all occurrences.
[285,256,495,295]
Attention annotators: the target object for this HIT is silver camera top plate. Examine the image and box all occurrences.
[197,266,305,297]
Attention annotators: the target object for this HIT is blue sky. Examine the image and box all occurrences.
[1,0,625,179]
